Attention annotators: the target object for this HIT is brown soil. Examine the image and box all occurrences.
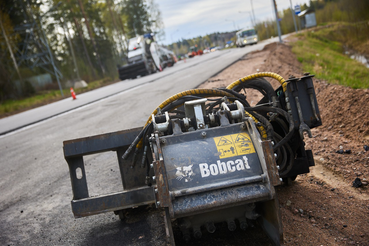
[198,42,369,245]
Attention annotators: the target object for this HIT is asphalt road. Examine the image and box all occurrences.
[0,38,282,246]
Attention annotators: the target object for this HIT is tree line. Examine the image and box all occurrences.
[172,0,369,56]
[0,0,164,100]
[255,0,369,41]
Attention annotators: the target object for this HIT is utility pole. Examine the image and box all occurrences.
[272,0,282,43]
[289,0,298,33]
[250,0,256,26]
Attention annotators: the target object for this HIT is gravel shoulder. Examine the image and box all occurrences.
[198,42,369,245]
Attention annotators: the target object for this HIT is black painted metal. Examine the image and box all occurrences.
[160,124,263,193]
[285,75,322,129]
[71,186,155,217]
[171,183,272,218]
[63,127,141,157]
[63,127,154,217]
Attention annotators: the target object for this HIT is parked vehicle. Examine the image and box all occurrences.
[118,33,176,80]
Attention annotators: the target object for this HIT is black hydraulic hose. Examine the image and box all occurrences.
[140,122,153,168]
[246,111,274,140]
[161,95,204,112]
[273,132,288,171]
[232,78,277,104]
[245,106,294,150]
[219,88,247,101]
[279,141,295,176]
[122,123,151,160]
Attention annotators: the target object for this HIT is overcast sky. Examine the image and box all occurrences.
[155,0,310,44]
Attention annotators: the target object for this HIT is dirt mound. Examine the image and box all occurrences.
[200,42,369,245]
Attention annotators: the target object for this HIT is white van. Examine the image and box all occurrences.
[236,28,258,47]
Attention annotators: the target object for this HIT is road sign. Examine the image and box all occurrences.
[294,5,301,15]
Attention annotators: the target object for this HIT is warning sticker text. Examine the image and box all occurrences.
[213,133,256,159]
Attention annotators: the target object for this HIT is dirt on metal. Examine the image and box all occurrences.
[198,41,369,245]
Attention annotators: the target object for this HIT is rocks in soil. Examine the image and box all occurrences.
[352,178,362,188]
[336,149,351,154]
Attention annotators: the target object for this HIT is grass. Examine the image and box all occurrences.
[291,24,369,89]
[0,77,116,118]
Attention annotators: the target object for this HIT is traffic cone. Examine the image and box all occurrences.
[70,88,77,100]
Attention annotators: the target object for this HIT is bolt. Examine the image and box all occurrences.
[206,222,216,233]
[277,165,280,170]
[239,218,248,231]
[201,131,206,137]
[199,123,204,129]
[271,141,274,146]
[227,220,237,231]
[152,176,156,181]
[182,230,191,242]
[279,178,283,182]
[154,188,158,193]
[150,163,154,168]
[240,123,246,130]
[274,153,277,158]
[156,201,160,206]
[193,227,202,239]
[160,139,166,144]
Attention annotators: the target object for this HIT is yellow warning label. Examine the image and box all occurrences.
[213,133,255,159]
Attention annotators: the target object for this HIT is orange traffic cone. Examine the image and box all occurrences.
[70,88,77,100]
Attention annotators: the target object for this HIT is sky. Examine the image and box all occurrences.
[155,0,311,44]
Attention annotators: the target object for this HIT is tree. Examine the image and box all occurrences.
[121,0,151,38]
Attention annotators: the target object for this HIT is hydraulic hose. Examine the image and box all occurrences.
[131,89,237,150]
[144,89,235,127]
[244,106,294,150]
[231,78,278,106]
[226,72,287,92]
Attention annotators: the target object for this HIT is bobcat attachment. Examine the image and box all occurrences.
[63,72,321,245]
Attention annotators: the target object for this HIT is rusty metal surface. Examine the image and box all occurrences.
[152,133,172,211]
[116,147,150,190]
[257,198,284,246]
[262,141,281,186]
[63,127,154,218]
[71,186,155,218]
[170,175,265,198]
[171,183,272,218]
[63,127,142,157]
[65,156,89,200]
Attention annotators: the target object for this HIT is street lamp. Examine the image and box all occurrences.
[171,29,179,55]
[171,29,179,44]
[250,0,256,27]
[289,0,298,33]
[239,11,254,27]
[225,19,236,30]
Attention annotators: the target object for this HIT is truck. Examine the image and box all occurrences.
[63,72,321,245]
[118,33,176,80]
[236,28,258,47]
[188,45,203,58]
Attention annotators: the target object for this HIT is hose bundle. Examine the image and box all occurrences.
[122,72,295,177]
